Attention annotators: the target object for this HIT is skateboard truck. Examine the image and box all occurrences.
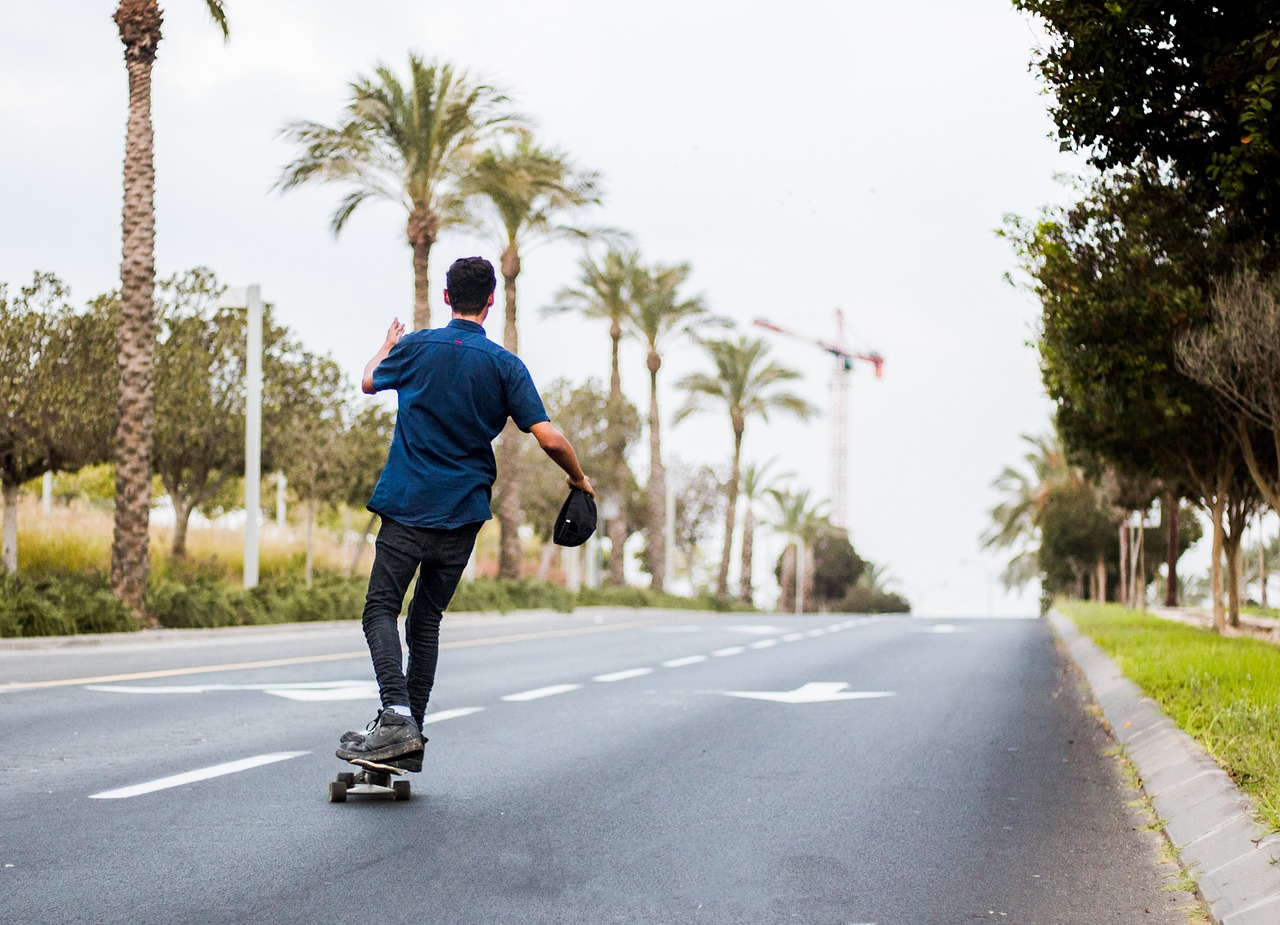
[329,760,411,802]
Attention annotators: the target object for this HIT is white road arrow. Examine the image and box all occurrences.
[723,682,895,704]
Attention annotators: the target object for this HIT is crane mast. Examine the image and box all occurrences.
[753,312,883,530]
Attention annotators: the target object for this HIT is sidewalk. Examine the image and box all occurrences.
[1148,605,1280,645]
[1050,610,1280,925]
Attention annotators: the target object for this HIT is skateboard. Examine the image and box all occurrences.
[328,758,411,802]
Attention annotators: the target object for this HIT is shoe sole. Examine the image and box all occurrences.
[334,738,424,764]
[348,756,412,775]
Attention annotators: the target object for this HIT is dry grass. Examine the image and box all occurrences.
[13,493,363,582]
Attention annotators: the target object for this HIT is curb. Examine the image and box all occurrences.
[1049,610,1280,925]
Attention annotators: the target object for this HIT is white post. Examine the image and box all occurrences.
[42,471,52,516]
[276,470,287,527]
[563,545,582,592]
[244,285,263,589]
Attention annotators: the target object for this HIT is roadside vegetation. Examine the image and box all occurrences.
[1059,600,1280,831]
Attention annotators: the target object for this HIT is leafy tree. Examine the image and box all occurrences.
[1015,1,1280,244]
[668,459,726,591]
[270,350,349,587]
[810,524,866,610]
[545,248,642,584]
[512,378,642,580]
[1005,167,1246,622]
[676,334,813,597]
[110,0,229,617]
[464,138,604,579]
[0,275,116,572]
[277,53,523,330]
[624,260,716,591]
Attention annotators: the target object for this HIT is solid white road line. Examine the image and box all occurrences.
[662,655,708,668]
[501,684,582,702]
[593,668,654,683]
[711,646,746,657]
[90,752,309,800]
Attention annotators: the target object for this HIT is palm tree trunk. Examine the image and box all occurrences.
[112,0,163,624]
[407,206,438,331]
[739,506,755,605]
[2,481,18,573]
[646,357,666,592]
[1118,524,1129,607]
[802,544,815,612]
[495,245,523,581]
[717,423,743,597]
[779,543,795,612]
[606,321,627,586]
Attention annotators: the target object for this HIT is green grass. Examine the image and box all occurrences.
[1060,600,1280,831]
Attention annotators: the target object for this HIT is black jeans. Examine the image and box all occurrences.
[362,516,481,725]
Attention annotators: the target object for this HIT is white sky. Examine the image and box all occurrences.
[1,1,1087,615]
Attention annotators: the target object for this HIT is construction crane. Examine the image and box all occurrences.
[753,310,883,531]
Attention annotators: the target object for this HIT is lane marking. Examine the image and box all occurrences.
[501,684,582,702]
[85,680,379,701]
[2,619,673,692]
[711,646,746,657]
[593,668,654,683]
[423,707,484,724]
[781,633,807,642]
[805,629,828,637]
[748,639,779,649]
[725,682,895,704]
[662,655,708,668]
[89,752,308,800]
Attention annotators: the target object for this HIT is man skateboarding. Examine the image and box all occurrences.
[336,256,594,773]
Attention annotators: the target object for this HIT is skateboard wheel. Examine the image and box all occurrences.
[329,781,348,803]
[338,772,356,786]
[393,780,411,801]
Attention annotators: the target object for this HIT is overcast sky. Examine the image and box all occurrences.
[1,1,1087,614]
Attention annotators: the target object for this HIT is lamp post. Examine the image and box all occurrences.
[219,285,263,589]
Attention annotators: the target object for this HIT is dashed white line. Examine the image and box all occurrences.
[748,639,780,649]
[90,752,308,800]
[781,633,807,642]
[805,629,828,637]
[662,655,708,668]
[593,668,654,683]
[423,707,485,723]
[501,684,582,702]
[712,646,746,657]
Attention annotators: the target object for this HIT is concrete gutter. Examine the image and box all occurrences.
[1050,610,1280,925]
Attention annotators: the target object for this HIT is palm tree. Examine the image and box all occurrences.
[545,248,640,584]
[111,0,228,620]
[982,430,1077,590]
[465,139,603,579]
[676,335,814,597]
[277,53,522,330]
[767,487,827,613]
[737,457,792,606]
[625,261,712,592]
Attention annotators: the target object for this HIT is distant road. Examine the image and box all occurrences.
[0,609,1196,924]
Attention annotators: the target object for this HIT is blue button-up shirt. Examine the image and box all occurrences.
[366,318,549,529]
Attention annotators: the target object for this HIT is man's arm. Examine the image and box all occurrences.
[361,318,406,394]
[529,421,594,496]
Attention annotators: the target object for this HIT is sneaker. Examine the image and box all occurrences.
[335,711,423,763]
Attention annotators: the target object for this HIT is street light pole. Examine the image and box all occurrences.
[219,284,263,590]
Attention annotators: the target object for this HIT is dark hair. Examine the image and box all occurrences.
[446,257,496,316]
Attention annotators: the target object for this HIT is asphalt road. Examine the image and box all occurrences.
[0,610,1198,924]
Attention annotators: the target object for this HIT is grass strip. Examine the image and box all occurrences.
[1059,600,1280,831]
